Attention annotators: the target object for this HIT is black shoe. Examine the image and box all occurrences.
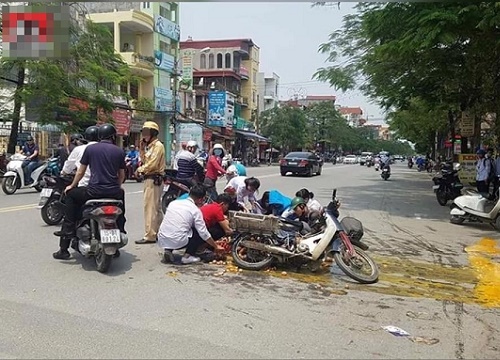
[54,230,74,237]
[161,250,175,264]
[52,249,70,260]
[135,239,156,244]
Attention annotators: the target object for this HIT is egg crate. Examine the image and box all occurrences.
[228,211,280,235]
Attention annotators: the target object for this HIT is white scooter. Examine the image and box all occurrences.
[2,153,48,195]
[450,187,500,228]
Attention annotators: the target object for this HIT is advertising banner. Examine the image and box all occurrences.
[458,154,477,186]
[208,91,226,127]
[154,50,175,73]
[154,14,180,42]
[180,49,194,91]
[154,87,173,112]
[176,123,203,150]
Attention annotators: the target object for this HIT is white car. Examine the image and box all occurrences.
[343,155,357,164]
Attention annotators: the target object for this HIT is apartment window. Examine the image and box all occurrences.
[216,53,223,69]
[253,71,257,83]
[252,91,256,104]
[142,2,150,9]
[159,40,170,54]
[120,83,128,95]
[129,81,139,100]
[200,54,207,69]
[171,9,177,22]
[159,6,169,18]
[224,53,231,69]
[208,54,215,69]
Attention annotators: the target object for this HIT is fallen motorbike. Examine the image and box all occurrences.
[72,199,128,273]
[381,165,391,180]
[432,165,463,206]
[38,174,73,225]
[2,154,58,195]
[230,189,379,284]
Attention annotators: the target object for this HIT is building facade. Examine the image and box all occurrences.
[85,2,180,163]
[257,72,280,114]
[339,106,364,127]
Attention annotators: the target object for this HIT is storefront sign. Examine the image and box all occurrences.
[203,129,213,141]
[176,123,203,151]
[154,14,180,41]
[154,87,173,112]
[208,91,226,127]
[460,112,474,137]
[97,108,131,136]
[458,154,477,186]
[154,50,175,73]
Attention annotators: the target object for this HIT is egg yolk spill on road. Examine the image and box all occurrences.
[464,238,500,308]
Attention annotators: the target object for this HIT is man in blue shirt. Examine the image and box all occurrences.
[53,124,127,260]
[20,135,39,184]
[126,145,139,170]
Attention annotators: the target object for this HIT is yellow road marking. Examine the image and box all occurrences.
[0,203,38,213]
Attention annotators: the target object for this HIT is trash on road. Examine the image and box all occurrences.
[409,336,440,345]
[382,325,411,336]
[406,311,439,320]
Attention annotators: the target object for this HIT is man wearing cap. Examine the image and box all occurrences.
[135,121,166,244]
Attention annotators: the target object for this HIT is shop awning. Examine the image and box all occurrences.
[235,130,269,142]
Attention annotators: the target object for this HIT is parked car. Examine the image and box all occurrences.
[343,155,358,164]
[280,151,323,176]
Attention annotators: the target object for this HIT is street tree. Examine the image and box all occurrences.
[259,105,309,153]
[314,2,500,150]
[0,3,135,153]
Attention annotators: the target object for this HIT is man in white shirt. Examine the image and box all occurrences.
[158,185,224,264]
[61,126,99,187]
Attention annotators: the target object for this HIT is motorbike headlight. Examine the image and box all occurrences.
[453,163,461,171]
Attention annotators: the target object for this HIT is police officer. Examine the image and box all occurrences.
[53,124,127,260]
[135,121,166,244]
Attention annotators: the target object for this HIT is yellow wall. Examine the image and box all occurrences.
[241,45,260,121]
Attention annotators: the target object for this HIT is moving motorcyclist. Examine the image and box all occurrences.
[20,135,39,184]
[52,124,127,260]
[61,126,99,187]
[126,145,139,172]
[174,140,205,185]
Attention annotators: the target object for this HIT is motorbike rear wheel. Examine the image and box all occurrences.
[161,190,179,213]
[231,234,274,270]
[331,244,379,284]
[436,189,448,206]
[95,244,113,273]
[41,198,64,225]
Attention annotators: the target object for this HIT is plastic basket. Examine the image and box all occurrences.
[229,211,280,234]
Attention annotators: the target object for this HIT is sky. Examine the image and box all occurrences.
[179,2,386,124]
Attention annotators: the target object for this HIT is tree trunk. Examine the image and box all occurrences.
[7,65,25,154]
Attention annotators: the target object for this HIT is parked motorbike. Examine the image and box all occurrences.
[381,165,391,180]
[230,189,379,284]
[38,174,73,226]
[432,166,463,206]
[72,199,128,273]
[2,154,57,195]
[450,189,500,229]
[161,169,191,213]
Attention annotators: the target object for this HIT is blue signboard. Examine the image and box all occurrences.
[154,14,180,42]
[208,91,226,127]
[154,50,175,73]
[154,87,173,112]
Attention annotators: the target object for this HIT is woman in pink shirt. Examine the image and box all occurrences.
[204,144,226,200]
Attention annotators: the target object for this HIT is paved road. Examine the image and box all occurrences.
[0,162,499,359]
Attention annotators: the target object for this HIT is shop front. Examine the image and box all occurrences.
[234,130,269,165]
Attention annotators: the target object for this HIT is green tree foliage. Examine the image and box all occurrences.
[0,3,136,152]
[259,106,308,152]
[260,102,413,155]
[314,2,500,149]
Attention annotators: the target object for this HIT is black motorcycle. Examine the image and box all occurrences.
[161,169,211,213]
[39,174,73,225]
[408,159,413,169]
[432,167,463,206]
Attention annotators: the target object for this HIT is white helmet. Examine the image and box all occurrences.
[227,165,238,175]
[187,140,198,148]
[213,143,224,150]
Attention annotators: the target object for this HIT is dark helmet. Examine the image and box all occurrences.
[98,124,117,140]
[70,133,84,143]
[244,177,260,190]
[26,135,34,141]
[84,126,99,142]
